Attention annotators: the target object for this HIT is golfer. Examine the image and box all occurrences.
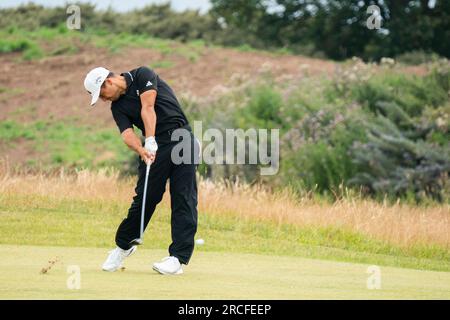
[84,66,199,275]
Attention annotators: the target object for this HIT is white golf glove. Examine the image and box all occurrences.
[145,136,158,154]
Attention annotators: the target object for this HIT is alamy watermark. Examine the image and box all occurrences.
[366,5,382,30]
[170,121,280,176]
[66,4,81,30]
[67,265,81,290]
[366,265,381,290]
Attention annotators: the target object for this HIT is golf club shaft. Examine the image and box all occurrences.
[140,163,151,241]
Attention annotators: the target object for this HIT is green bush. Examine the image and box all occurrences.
[0,38,32,53]
[233,85,287,130]
[349,115,449,202]
[22,43,44,60]
[340,60,450,202]
[349,72,447,117]
[0,29,45,60]
[280,106,366,193]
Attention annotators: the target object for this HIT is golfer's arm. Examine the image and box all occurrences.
[121,129,144,155]
[140,90,157,138]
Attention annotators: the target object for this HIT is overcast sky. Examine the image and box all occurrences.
[0,0,211,13]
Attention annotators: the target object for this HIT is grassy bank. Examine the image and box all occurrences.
[0,26,209,61]
[0,119,132,170]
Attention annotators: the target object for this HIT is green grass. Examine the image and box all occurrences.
[149,60,175,69]
[0,27,210,62]
[237,44,258,53]
[92,33,168,53]
[0,26,80,60]
[7,104,37,117]
[0,120,26,140]
[0,26,304,64]
[91,31,204,59]
[0,194,448,272]
[0,119,131,169]
[49,45,79,56]
[0,38,32,53]
[1,245,449,299]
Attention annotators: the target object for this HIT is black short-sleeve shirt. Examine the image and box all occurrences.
[111,66,189,137]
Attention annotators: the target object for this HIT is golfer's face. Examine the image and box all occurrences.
[99,80,120,102]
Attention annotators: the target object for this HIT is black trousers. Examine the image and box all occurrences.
[115,127,198,265]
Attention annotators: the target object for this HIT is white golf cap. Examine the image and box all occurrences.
[83,67,110,106]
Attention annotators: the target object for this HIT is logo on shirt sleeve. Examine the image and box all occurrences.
[146,81,152,87]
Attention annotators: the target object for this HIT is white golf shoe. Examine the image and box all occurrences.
[102,246,137,272]
[152,256,183,275]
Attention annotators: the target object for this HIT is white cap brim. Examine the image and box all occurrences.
[90,89,101,106]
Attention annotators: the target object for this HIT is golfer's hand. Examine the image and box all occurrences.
[144,136,158,154]
[143,136,158,164]
[139,147,156,165]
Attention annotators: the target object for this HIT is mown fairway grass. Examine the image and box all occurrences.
[1,245,450,299]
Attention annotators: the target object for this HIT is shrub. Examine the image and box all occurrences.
[349,115,449,202]
[0,38,32,53]
[233,84,286,130]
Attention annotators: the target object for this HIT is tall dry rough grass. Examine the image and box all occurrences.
[0,161,448,249]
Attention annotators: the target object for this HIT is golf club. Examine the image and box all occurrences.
[130,162,151,246]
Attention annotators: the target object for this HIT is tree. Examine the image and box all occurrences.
[210,0,450,60]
